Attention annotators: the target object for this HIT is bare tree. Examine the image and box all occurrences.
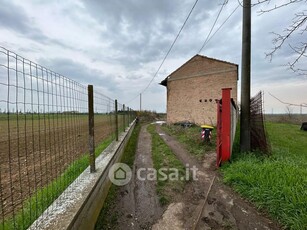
[253,0,307,75]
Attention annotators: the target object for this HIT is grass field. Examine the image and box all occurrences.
[222,123,307,229]
[265,114,307,125]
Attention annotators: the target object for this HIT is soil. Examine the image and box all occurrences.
[109,125,163,229]
[105,123,281,229]
[0,115,115,218]
[154,125,281,230]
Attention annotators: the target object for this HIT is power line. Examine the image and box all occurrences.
[141,0,199,94]
[125,1,241,106]
[268,92,307,107]
[198,0,227,54]
[205,4,240,47]
[125,0,199,104]
[125,93,140,105]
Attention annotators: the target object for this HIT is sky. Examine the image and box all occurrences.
[0,0,306,113]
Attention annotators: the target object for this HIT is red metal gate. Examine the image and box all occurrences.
[216,88,237,167]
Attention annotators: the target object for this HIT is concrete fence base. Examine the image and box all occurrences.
[29,121,136,230]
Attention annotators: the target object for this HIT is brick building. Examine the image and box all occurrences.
[160,54,238,126]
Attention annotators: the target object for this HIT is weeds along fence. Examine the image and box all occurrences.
[250,91,270,153]
[0,46,136,229]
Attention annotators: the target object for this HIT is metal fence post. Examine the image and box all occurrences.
[123,104,125,131]
[88,85,96,173]
[115,99,119,141]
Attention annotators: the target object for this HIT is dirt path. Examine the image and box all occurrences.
[154,125,280,230]
[112,125,163,229]
[104,124,280,229]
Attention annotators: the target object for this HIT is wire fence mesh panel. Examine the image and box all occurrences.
[250,91,270,154]
[0,47,88,229]
[0,46,136,230]
[93,91,116,153]
[117,102,125,133]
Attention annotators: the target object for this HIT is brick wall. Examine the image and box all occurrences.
[166,55,238,126]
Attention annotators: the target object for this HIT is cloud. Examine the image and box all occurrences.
[0,0,305,113]
[39,57,118,93]
[0,2,32,34]
[0,1,51,43]
[81,0,220,70]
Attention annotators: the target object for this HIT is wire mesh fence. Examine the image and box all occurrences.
[250,91,270,154]
[0,46,136,229]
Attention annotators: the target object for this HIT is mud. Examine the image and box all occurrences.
[109,124,281,230]
[111,125,163,229]
[155,125,281,230]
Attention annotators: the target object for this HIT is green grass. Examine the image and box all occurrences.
[222,122,307,230]
[1,136,114,230]
[95,124,141,230]
[161,125,216,159]
[147,124,187,205]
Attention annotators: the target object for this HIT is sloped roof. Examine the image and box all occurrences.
[160,54,238,87]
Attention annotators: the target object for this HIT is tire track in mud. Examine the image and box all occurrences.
[112,125,163,229]
[105,123,280,230]
[154,125,280,230]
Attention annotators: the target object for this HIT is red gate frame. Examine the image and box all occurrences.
[216,88,232,167]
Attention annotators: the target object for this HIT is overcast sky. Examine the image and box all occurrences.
[0,0,306,113]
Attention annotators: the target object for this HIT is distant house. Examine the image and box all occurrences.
[160,54,238,126]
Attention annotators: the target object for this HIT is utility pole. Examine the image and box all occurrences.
[140,93,142,111]
[240,0,251,152]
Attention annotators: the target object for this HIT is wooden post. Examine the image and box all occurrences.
[88,85,95,173]
[115,99,119,141]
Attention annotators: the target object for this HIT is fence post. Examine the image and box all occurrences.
[123,104,125,131]
[127,107,129,127]
[115,99,119,141]
[131,109,133,123]
[88,85,96,173]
